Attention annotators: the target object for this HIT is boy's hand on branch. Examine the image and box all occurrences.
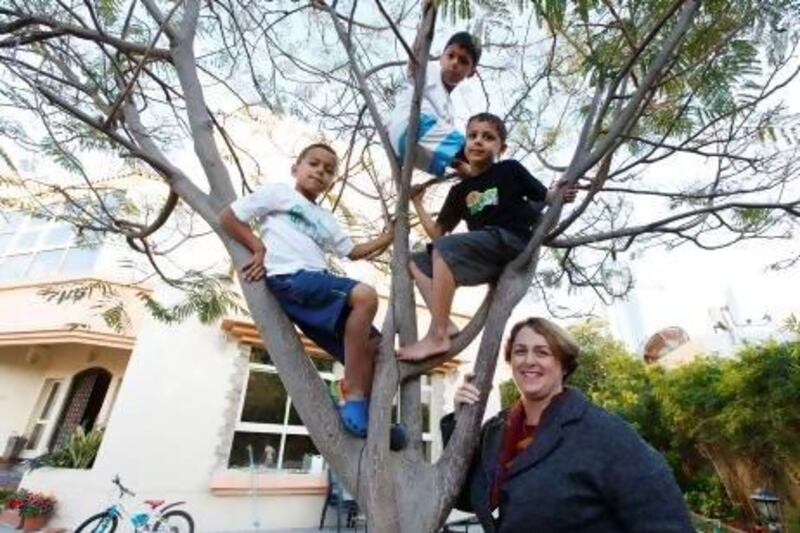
[562,185,579,203]
[454,372,481,412]
[384,217,396,237]
[242,245,266,282]
[451,159,472,177]
[547,179,579,205]
[410,183,427,203]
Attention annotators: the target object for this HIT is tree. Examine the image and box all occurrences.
[1,1,799,530]
[654,339,800,522]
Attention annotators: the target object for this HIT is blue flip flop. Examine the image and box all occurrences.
[339,399,369,438]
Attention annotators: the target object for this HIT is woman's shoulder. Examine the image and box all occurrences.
[577,400,664,462]
[579,400,637,435]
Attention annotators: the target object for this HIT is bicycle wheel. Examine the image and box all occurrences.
[75,512,118,533]
[153,509,194,533]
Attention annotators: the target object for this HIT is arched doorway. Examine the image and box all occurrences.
[49,367,112,451]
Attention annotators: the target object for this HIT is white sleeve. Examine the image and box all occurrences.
[229,184,282,222]
[426,62,441,89]
[325,215,355,258]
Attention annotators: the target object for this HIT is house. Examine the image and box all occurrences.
[0,206,479,531]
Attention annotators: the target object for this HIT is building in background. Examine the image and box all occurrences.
[0,203,475,531]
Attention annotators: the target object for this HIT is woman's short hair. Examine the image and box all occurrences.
[503,317,580,377]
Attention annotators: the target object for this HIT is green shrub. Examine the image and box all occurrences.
[31,427,103,469]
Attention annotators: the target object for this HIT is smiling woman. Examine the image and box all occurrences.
[441,316,694,533]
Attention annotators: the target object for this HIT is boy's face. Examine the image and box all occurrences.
[291,147,337,201]
[439,44,476,88]
[464,119,506,166]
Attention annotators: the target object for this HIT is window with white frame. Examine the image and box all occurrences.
[0,209,100,283]
[228,347,336,471]
[24,378,65,453]
[229,347,437,469]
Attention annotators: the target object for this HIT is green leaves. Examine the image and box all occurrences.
[31,426,104,470]
[38,273,247,331]
[137,272,248,325]
[657,340,800,482]
[95,0,123,26]
[733,207,771,229]
[531,0,569,32]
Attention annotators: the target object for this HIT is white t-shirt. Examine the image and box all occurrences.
[388,62,455,135]
[229,183,354,276]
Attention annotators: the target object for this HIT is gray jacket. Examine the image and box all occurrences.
[441,388,694,533]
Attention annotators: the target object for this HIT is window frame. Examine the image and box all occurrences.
[0,209,101,283]
[21,378,66,458]
[229,352,335,472]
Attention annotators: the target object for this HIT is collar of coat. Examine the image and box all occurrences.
[482,387,591,480]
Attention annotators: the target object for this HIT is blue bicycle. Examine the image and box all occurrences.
[74,475,194,532]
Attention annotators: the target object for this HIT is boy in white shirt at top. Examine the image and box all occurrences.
[387,31,480,178]
[219,143,402,445]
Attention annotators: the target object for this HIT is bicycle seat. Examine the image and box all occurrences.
[144,499,165,509]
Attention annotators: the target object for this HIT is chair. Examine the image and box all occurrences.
[319,469,365,532]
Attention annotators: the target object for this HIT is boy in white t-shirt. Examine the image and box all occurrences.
[387,31,480,178]
[219,143,396,442]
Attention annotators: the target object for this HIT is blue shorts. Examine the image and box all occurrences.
[266,270,377,363]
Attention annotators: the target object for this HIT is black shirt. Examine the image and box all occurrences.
[437,160,549,240]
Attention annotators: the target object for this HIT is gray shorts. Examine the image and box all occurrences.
[411,227,528,286]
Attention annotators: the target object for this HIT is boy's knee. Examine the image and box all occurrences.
[350,283,378,310]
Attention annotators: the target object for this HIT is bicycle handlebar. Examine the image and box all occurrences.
[111,475,136,498]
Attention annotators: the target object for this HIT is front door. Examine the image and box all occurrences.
[49,367,111,451]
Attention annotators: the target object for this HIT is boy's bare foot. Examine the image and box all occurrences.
[397,333,451,362]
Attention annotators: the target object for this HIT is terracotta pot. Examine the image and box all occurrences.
[21,514,48,531]
[0,508,22,529]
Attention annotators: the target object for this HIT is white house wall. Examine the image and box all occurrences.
[21,306,333,531]
[0,344,129,458]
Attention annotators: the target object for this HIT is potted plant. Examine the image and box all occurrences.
[18,491,56,531]
[0,488,27,529]
[31,427,103,470]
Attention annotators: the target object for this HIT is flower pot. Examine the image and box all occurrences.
[0,508,22,529]
[21,514,48,531]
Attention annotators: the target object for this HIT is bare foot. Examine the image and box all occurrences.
[397,333,451,362]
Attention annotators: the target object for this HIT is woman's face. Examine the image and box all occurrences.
[510,326,565,402]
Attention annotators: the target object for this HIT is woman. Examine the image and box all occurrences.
[441,317,693,532]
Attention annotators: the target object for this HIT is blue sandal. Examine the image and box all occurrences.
[339,399,369,438]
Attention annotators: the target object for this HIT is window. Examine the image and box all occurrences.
[0,211,100,283]
[25,379,64,451]
[228,347,335,471]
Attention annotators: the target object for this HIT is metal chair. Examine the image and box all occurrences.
[319,469,364,532]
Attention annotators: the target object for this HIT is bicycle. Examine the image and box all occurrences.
[75,475,194,532]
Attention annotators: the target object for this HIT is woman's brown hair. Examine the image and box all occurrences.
[503,317,580,377]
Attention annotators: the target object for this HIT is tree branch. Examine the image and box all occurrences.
[0,8,172,60]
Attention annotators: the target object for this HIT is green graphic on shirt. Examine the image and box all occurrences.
[465,187,499,215]
[288,205,325,243]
